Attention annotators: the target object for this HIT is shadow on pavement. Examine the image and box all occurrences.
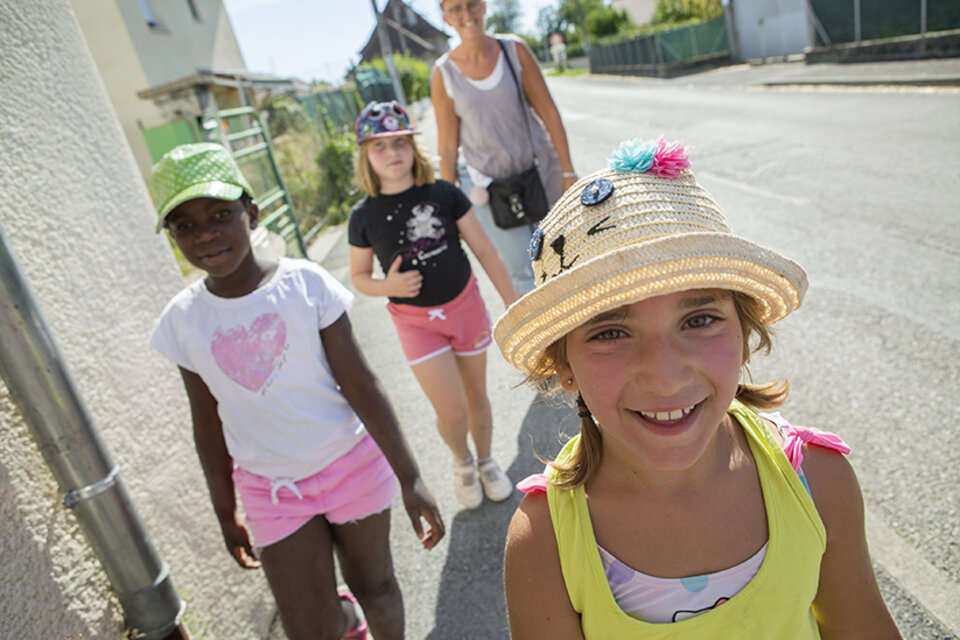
[425,396,577,639]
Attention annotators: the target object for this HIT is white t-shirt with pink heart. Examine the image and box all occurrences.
[150,257,366,481]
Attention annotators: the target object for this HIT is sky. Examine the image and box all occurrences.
[221,0,558,84]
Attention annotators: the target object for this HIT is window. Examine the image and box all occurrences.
[137,0,167,31]
[186,0,202,21]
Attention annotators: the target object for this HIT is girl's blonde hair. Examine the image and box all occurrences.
[354,135,435,197]
[531,291,788,489]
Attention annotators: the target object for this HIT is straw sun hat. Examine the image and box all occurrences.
[493,136,808,375]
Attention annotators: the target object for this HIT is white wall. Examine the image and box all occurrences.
[0,2,274,637]
[730,0,810,60]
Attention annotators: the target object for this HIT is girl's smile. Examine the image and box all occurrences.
[165,196,267,297]
[559,289,744,476]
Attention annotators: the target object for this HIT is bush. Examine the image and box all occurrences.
[263,94,312,137]
[652,0,723,25]
[586,6,631,38]
[315,119,363,226]
[271,130,325,231]
[365,53,432,103]
[270,116,362,233]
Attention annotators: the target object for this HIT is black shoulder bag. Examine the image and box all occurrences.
[486,39,549,229]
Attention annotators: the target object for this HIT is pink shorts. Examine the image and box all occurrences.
[233,434,397,548]
[387,275,492,365]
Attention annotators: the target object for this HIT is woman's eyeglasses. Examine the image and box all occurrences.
[443,0,483,18]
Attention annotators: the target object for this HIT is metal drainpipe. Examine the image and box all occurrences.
[0,222,186,639]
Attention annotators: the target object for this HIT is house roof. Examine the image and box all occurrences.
[359,0,449,63]
[137,69,302,100]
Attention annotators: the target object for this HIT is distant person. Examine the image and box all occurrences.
[496,136,902,638]
[348,101,518,510]
[431,0,578,294]
[149,143,444,640]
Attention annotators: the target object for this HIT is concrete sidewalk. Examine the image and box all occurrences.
[579,55,960,88]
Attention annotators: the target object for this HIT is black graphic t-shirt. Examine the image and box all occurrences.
[348,180,472,307]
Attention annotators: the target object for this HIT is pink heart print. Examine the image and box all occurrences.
[211,313,286,392]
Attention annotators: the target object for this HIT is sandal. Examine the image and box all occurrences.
[338,589,369,640]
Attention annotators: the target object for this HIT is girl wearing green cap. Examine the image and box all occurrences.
[149,142,444,640]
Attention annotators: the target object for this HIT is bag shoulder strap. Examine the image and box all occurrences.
[497,38,538,164]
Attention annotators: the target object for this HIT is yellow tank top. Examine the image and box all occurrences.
[546,401,825,638]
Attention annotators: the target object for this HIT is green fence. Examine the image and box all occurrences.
[589,18,729,74]
[354,66,397,104]
[810,0,960,46]
[298,86,363,135]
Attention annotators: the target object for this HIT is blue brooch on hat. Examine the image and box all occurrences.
[580,178,614,206]
[529,228,544,261]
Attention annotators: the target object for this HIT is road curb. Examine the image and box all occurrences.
[866,506,960,636]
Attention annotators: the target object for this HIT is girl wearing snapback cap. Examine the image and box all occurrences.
[149,142,444,640]
[349,101,518,510]
[497,137,901,638]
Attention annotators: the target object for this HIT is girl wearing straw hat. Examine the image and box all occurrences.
[496,137,901,638]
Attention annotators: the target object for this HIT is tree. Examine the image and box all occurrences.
[558,0,603,51]
[585,6,630,38]
[651,0,723,25]
[486,0,522,34]
[536,6,566,42]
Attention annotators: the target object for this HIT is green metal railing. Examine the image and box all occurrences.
[212,107,308,258]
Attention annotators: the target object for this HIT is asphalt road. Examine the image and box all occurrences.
[276,60,960,639]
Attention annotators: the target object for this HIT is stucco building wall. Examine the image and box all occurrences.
[0,2,273,637]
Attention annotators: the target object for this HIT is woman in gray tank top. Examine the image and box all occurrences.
[431,0,577,294]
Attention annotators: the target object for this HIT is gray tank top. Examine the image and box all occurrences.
[435,34,563,205]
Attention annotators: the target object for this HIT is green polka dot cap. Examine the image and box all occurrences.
[151,142,254,232]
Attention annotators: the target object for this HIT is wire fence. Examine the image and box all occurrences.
[810,0,960,46]
[589,18,729,74]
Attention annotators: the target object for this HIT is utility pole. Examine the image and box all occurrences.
[369,0,407,106]
[392,2,410,56]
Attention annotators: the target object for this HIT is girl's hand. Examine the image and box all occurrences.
[400,478,445,550]
[562,174,578,191]
[220,513,262,569]
[384,256,422,299]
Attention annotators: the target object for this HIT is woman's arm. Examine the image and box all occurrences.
[430,65,461,184]
[514,39,577,191]
[456,209,518,307]
[349,245,422,299]
[179,367,261,569]
[321,313,445,549]
[804,446,902,639]
[505,493,584,639]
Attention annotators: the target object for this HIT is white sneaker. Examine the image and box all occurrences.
[477,459,513,502]
[452,460,483,509]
